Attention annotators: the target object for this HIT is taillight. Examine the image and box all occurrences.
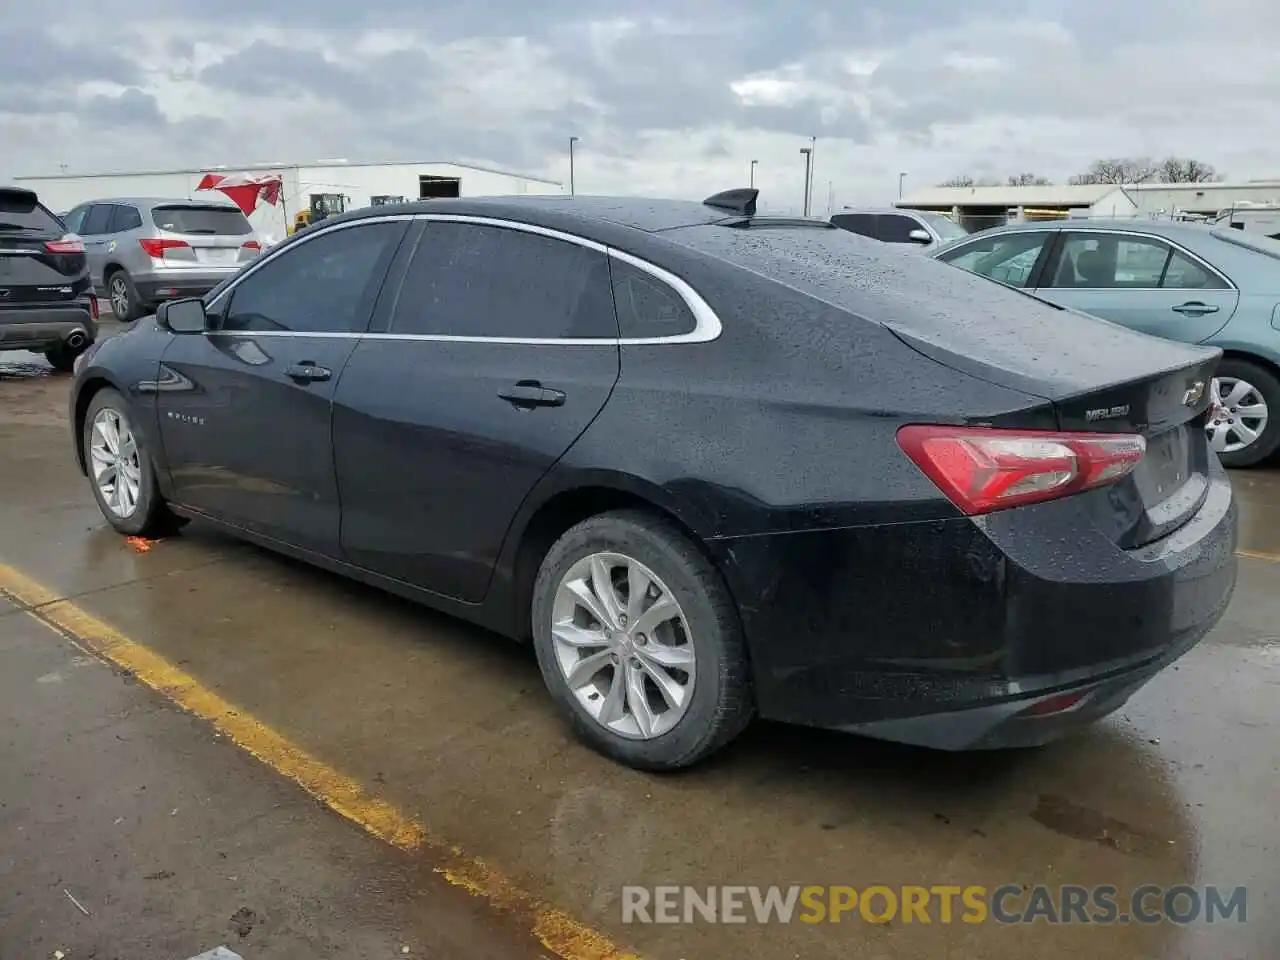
[89,294,100,320]
[896,424,1146,516]
[242,240,261,252]
[45,234,85,254]
[139,238,191,257]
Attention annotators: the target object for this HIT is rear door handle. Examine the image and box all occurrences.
[498,380,566,409]
[1172,301,1220,316]
[284,361,332,383]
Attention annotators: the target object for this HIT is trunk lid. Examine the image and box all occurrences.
[884,296,1220,550]
[0,188,88,306]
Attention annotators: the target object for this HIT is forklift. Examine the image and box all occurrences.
[289,193,347,234]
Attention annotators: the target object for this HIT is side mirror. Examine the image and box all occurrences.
[908,228,933,244]
[157,298,208,334]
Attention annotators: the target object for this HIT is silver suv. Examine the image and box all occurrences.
[61,198,262,321]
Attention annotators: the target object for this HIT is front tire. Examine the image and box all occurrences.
[83,387,179,536]
[531,510,753,771]
[1210,358,1280,468]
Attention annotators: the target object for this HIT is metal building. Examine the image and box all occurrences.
[15,159,564,244]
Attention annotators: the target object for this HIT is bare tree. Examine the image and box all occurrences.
[1007,173,1051,186]
[1156,157,1221,182]
[1068,157,1157,185]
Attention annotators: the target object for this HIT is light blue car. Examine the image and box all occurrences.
[931,219,1280,467]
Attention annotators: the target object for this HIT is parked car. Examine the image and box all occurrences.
[0,187,98,371]
[60,198,262,322]
[930,219,1280,467]
[69,189,1237,771]
[830,208,969,251]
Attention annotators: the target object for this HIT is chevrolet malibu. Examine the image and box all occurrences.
[69,190,1238,771]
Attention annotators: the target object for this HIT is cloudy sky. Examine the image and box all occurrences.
[3,0,1279,211]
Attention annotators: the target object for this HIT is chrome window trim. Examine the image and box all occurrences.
[939,226,1235,291]
[203,211,723,346]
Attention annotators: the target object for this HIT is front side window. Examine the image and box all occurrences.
[62,205,89,234]
[388,222,616,339]
[222,221,404,334]
[937,231,1050,288]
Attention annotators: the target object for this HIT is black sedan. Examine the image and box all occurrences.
[68,189,1238,770]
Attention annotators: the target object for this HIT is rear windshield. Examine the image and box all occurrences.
[152,205,252,235]
[1210,228,1280,261]
[0,192,63,233]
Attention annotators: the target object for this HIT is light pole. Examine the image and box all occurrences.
[749,159,758,187]
[898,172,906,199]
[799,146,813,217]
[569,136,579,195]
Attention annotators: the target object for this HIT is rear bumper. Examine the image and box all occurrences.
[134,271,240,304]
[709,458,1238,749]
[0,304,97,350]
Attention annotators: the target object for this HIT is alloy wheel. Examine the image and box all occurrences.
[89,407,142,518]
[550,552,696,740]
[1207,376,1269,456]
[109,276,130,317]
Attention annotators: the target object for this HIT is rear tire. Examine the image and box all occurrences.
[106,269,142,323]
[83,387,181,536]
[531,509,754,771]
[1211,358,1280,468]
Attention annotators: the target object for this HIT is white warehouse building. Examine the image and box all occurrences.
[15,159,564,243]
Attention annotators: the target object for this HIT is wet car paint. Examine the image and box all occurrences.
[64,197,1238,753]
[3,330,1280,958]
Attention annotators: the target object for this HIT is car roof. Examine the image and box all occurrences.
[835,208,926,217]
[332,194,799,236]
[77,197,244,211]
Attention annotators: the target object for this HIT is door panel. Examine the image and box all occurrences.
[1035,231,1238,343]
[334,219,620,602]
[156,218,408,555]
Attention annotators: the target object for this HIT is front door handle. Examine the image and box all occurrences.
[498,380,566,409]
[1172,301,1220,316]
[284,361,332,383]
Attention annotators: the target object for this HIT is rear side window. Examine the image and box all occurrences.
[389,222,616,339]
[0,191,63,233]
[611,260,695,338]
[830,214,876,238]
[152,205,253,236]
[81,205,114,236]
[109,205,143,232]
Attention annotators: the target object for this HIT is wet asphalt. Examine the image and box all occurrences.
[1,322,1277,959]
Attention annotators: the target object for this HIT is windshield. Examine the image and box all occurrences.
[917,213,968,241]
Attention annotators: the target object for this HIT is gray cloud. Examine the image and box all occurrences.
[3,0,1280,202]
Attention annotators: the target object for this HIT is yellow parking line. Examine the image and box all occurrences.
[1237,548,1280,564]
[0,562,638,960]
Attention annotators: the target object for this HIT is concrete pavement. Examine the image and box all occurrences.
[1,330,1278,959]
